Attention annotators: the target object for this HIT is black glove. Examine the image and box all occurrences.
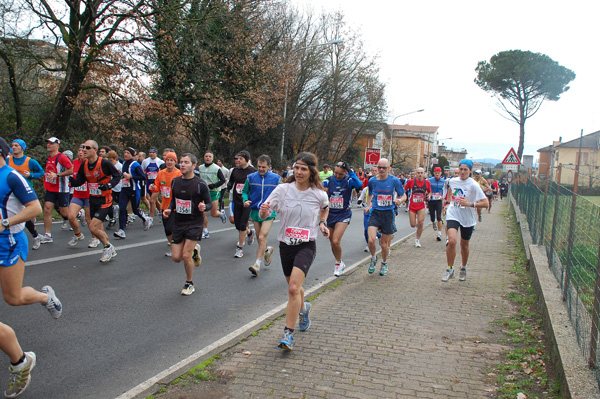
[98,183,112,191]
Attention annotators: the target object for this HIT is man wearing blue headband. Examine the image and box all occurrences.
[8,140,45,250]
[441,159,488,282]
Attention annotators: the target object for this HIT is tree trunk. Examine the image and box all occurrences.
[517,102,526,161]
[36,52,85,142]
[0,49,23,133]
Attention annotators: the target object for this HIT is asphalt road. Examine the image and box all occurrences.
[0,205,419,399]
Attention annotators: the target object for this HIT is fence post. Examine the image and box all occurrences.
[563,131,583,302]
[549,165,562,269]
[540,170,551,244]
[588,237,600,367]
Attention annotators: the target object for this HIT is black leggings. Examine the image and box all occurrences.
[25,219,38,237]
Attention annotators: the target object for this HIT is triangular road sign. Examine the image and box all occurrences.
[502,148,521,165]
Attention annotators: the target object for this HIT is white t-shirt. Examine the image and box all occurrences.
[264,183,329,244]
[443,177,486,227]
[112,162,123,193]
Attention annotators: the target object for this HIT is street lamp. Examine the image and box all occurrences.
[388,109,424,164]
[280,39,344,162]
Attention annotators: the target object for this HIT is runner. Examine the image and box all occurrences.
[472,169,492,222]
[216,158,229,215]
[40,137,73,243]
[105,151,122,232]
[365,158,406,276]
[198,151,227,239]
[427,167,445,242]
[322,161,362,276]
[491,178,499,202]
[242,154,279,276]
[0,136,63,398]
[66,145,95,247]
[403,167,431,248]
[149,151,181,257]
[7,139,45,250]
[441,159,488,282]
[114,148,152,239]
[69,140,121,262]
[318,164,333,181]
[499,178,508,201]
[141,148,164,218]
[163,153,211,295]
[259,152,329,350]
[226,151,257,258]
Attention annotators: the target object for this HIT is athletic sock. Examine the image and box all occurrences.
[104,243,111,248]
[299,303,307,314]
[284,327,294,333]
[371,255,377,261]
[256,260,263,267]
[11,353,26,368]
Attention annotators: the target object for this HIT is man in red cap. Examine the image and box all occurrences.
[427,166,446,242]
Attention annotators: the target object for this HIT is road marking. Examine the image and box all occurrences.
[115,231,415,399]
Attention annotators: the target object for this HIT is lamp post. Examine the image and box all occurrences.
[389,109,424,165]
[280,39,344,163]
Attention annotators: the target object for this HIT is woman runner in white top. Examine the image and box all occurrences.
[260,152,329,350]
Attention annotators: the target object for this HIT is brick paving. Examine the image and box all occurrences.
[155,201,516,399]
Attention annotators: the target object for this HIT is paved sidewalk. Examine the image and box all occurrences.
[154,202,516,398]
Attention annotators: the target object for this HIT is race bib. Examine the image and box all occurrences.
[74,182,88,192]
[160,186,171,198]
[431,193,441,201]
[412,193,425,203]
[284,227,310,246]
[452,195,465,208]
[89,183,101,196]
[377,194,392,207]
[176,198,192,214]
[45,173,56,184]
[121,178,130,188]
[236,183,244,194]
[147,172,158,180]
[330,196,344,209]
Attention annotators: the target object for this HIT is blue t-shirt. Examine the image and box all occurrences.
[0,164,38,236]
[368,175,404,211]
[323,171,362,213]
[427,176,445,201]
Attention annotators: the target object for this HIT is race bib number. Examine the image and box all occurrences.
[147,172,158,180]
[284,227,310,246]
[74,182,88,192]
[452,195,465,208]
[176,198,192,214]
[412,193,425,203]
[89,183,101,196]
[236,183,244,194]
[377,194,392,207]
[121,178,130,188]
[160,186,171,198]
[45,173,56,184]
[431,193,441,201]
[330,196,344,209]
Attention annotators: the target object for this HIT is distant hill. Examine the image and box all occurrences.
[472,158,502,165]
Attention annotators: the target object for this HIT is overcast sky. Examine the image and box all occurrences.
[291,0,599,161]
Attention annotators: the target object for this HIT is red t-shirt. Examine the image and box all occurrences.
[404,178,431,211]
[44,153,73,193]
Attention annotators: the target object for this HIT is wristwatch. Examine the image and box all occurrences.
[1,219,9,229]
[319,220,327,226]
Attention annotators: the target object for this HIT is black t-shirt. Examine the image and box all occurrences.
[227,165,257,205]
[169,176,212,223]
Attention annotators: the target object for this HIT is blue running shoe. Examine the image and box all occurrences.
[278,330,293,350]
[379,262,388,276]
[298,302,311,332]
[368,257,377,274]
[41,285,62,319]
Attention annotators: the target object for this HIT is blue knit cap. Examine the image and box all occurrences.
[12,139,26,152]
[458,159,473,170]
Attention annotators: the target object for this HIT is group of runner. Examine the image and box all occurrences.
[0,135,499,395]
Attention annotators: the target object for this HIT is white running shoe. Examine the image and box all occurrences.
[442,268,455,282]
[246,229,255,245]
[32,235,42,250]
[100,244,114,263]
[437,231,442,241]
[40,234,53,244]
[193,244,202,267]
[249,263,260,276]
[234,247,243,258]
[113,229,126,239]
[68,233,85,247]
[88,238,100,248]
[61,220,70,230]
[415,239,421,248]
[364,245,369,253]
[143,217,153,231]
[333,261,346,277]
[264,246,274,266]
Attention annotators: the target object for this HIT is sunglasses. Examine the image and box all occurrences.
[80,145,95,150]
[377,166,388,169]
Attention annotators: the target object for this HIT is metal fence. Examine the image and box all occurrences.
[512,176,600,385]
